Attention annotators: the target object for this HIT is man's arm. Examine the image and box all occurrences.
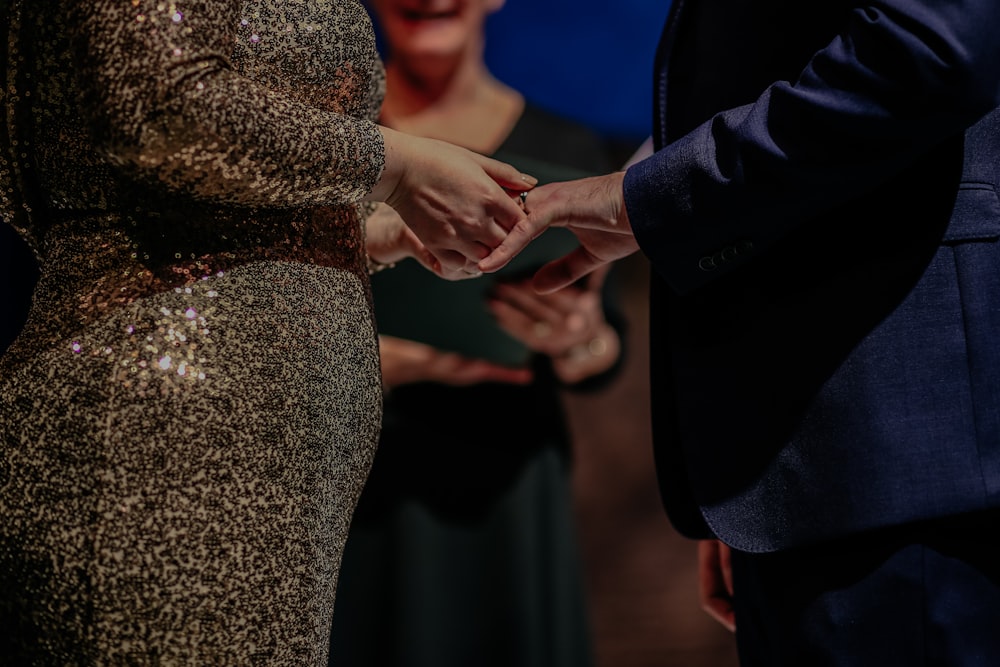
[627,0,1000,294]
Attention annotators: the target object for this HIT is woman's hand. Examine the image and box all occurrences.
[379,335,533,390]
[486,265,620,384]
[367,126,535,276]
[364,203,483,281]
[364,202,435,269]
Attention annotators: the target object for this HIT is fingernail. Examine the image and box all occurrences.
[521,174,538,186]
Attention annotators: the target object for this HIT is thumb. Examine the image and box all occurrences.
[479,213,549,273]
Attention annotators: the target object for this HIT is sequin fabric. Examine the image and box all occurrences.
[0,0,386,663]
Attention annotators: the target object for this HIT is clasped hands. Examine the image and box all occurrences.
[366,126,638,287]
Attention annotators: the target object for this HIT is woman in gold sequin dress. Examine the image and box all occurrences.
[0,0,531,663]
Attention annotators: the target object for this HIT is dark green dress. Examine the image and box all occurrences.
[328,105,618,667]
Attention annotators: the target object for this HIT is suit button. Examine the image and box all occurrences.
[698,256,717,271]
[720,245,738,262]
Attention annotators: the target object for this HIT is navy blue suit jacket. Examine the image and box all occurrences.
[623,0,1000,552]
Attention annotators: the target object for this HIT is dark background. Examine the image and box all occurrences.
[484,0,669,148]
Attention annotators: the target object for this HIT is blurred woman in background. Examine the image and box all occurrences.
[329,1,623,665]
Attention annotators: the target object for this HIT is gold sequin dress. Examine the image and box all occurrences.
[0,0,385,663]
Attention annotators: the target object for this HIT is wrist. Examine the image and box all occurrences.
[609,170,631,233]
[365,125,408,205]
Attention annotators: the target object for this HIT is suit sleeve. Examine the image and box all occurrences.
[624,0,1000,295]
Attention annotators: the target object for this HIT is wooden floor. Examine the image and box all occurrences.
[563,255,740,667]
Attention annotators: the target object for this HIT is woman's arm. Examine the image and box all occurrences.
[72,1,531,268]
[74,0,386,208]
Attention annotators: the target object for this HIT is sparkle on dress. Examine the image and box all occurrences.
[0,0,386,663]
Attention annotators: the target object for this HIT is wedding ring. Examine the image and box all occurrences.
[519,190,528,209]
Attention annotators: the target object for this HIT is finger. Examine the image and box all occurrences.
[489,195,529,234]
[531,247,608,294]
[491,283,563,325]
[434,248,469,274]
[530,286,591,320]
[472,153,538,192]
[447,225,507,260]
[486,297,546,347]
[698,540,721,605]
[403,230,440,275]
[703,593,737,633]
[510,188,529,213]
[584,262,613,290]
[478,214,550,273]
[470,154,535,233]
[438,356,533,386]
[481,221,509,248]
[439,269,481,282]
[698,541,736,633]
[469,362,534,386]
[435,259,484,282]
[719,542,735,597]
[461,259,483,279]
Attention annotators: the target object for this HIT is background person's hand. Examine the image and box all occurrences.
[479,172,639,292]
[378,335,534,390]
[368,127,535,275]
[486,265,620,384]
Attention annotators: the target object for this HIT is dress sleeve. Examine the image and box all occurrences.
[70,0,385,208]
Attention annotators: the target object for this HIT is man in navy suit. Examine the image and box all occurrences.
[482,0,1000,663]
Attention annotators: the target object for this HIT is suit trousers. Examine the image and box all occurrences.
[730,508,1000,666]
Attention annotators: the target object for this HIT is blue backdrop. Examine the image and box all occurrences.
[483,1,670,146]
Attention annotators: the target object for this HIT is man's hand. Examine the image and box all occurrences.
[698,539,736,633]
[479,172,639,292]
